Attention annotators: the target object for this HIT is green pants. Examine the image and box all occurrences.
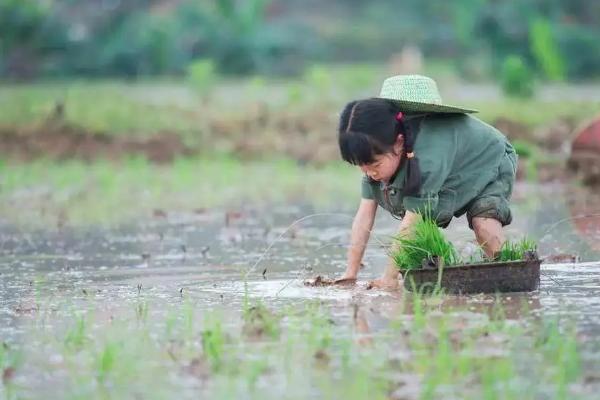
[455,147,517,229]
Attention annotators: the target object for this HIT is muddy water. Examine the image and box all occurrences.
[2,182,600,398]
[0,184,600,398]
[1,182,600,334]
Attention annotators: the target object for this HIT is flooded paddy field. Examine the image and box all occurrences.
[2,181,600,399]
[2,2,600,396]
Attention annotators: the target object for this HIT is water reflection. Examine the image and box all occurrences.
[1,182,600,342]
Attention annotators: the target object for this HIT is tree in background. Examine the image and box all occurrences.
[530,17,565,82]
[0,0,599,81]
[176,0,310,76]
[0,0,68,79]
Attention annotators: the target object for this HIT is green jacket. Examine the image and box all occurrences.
[361,113,515,223]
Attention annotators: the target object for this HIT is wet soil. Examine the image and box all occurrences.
[0,106,582,177]
[0,120,195,163]
[303,275,337,287]
[2,182,600,398]
[2,182,600,330]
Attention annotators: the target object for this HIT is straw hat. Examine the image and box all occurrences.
[378,75,478,114]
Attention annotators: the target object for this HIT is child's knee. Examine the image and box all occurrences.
[467,196,512,230]
[471,216,503,234]
[472,217,505,256]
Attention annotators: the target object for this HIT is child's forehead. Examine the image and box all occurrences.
[361,153,390,166]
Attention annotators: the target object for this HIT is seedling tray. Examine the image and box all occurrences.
[402,257,540,294]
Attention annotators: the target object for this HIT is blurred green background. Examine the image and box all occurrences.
[1,0,600,226]
[1,0,599,82]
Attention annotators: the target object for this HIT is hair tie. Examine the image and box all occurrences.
[395,112,404,121]
[406,152,415,159]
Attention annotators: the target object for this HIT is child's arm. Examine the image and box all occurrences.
[367,210,420,289]
[336,198,378,282]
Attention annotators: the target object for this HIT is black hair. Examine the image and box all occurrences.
[338,98,422,196]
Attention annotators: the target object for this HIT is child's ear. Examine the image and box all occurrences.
[393,134,404,154]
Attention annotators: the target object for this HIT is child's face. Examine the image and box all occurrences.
[359,135,404,183]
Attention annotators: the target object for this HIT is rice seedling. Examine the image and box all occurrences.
[496,237,537,262]
[0,344,20,400]
[391,216,460,271]
[0,342,21,381]
[96,342,118,382]
[0,156,362,227]
[2,292,592,400]
[64,314,88,349]
[201,314,226,372]
[134,301,149,323]
[242,302,280,340]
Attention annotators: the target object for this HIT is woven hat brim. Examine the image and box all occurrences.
[379,98,478,114]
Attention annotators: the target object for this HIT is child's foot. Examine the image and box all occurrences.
[334,275,357,286]
[366,277,400,290]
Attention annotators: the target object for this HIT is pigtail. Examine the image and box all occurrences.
[397,114,422,196]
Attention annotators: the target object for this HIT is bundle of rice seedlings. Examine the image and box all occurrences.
[495,237,537,262]
[391,217,459,271]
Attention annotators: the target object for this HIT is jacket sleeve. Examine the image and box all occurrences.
[361,175,375,199]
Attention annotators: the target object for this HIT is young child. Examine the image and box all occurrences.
[336,75,517,289]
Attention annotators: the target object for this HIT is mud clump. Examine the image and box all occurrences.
[303,275,336,287]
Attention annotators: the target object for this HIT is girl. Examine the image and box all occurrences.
[336,75,517,289]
